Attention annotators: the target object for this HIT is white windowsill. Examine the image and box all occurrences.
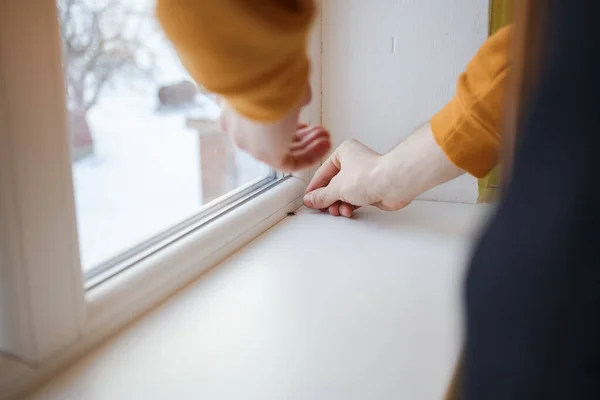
[84,176,305,336]
[1,176,305,399]
[25,201,490,400]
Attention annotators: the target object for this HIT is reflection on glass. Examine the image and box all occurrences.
[57,0,271,270]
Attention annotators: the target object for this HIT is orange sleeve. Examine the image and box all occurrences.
[431,26,512,178]
[156,0,315,122]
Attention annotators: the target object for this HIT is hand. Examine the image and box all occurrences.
[303,139,413,218]
[219,88,331,172]
[303,123,464,218]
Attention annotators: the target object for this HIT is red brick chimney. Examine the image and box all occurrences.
[186,118,238,204]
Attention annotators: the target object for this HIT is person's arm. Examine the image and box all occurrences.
[431,26,511,178]
[302,123,464,217]
[156,0,315,122]
[303,26,512,216]
[303,27,511,215]
[157,0,330,172]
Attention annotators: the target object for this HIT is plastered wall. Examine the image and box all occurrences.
[322,0,489,203]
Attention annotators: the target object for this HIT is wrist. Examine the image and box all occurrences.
[372,149,420,210]
[372,123,464,209]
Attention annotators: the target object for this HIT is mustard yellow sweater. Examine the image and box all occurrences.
[157,0,510,178]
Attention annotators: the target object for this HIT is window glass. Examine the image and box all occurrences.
[57,0,272,273]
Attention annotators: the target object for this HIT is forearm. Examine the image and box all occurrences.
[374,123,464,209]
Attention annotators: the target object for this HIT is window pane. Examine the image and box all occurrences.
[57,0,273,272]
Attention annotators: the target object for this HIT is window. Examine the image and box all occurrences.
[57,0,274,285]
[0,0,320,392]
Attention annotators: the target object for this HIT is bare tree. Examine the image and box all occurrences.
[57,0,159,159]
[58,0,157,114]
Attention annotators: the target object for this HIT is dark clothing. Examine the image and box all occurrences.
[465,0,600,398]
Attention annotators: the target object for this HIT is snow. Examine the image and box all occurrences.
[70,12,269,270]
[74,91,269,271]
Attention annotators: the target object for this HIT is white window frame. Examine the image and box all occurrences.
[0,0,322,396]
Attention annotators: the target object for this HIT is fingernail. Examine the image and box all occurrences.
[303,193,313,207]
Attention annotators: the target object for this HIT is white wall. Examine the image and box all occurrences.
[322,0,489,203]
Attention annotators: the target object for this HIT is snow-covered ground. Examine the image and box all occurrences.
[74,90,268,271]
[70,10,269,270]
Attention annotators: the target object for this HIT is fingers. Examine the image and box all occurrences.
[282,134,331,171]
[280,125,330,171]
[290,126,329,151]
[303,177,341,209]
[303,149,342,209]
[327,201,357,218]
[328,201,341,216]
[305,151,342,195]
[339,202,357,218]
[219,95,327,172]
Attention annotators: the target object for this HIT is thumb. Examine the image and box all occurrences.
[303,185,340,209]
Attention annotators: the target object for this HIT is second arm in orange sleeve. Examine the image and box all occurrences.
[431,26,512,178]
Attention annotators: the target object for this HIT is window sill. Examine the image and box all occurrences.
[2,176,305,400]
[25,201,490,400]
[84,175,305,336]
